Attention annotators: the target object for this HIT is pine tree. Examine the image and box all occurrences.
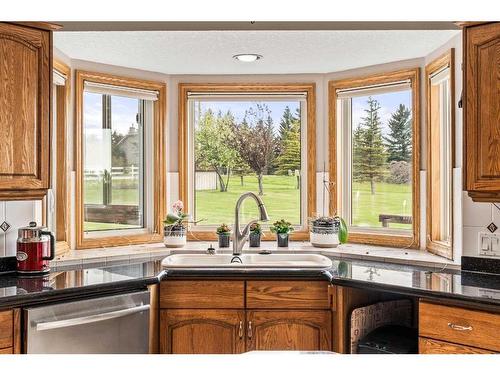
[278,106,295,142]
[352,97,386,195]
[384,104,412,162]
[275,121,301,176]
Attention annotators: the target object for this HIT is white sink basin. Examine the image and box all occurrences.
[161,253,332,270]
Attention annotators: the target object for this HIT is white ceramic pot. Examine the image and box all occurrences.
[163,226,187,248]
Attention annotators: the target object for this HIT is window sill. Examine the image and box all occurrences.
[52,241,458,270]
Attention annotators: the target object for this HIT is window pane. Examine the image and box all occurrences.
[193,100,302,226]
[83,92,144,232]
[350,90,413,231]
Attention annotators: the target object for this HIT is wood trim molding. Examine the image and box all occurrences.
[328,68,421,249]
[425,49,455,259]
[53,59,71,253]
[178,82,317,241]
[74,70,167,249]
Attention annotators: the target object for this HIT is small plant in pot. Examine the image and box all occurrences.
[309,215,348,248]
[216,223,231,248]
[163,200,189,248]
[270,219,294,247]
[249,222,262,247]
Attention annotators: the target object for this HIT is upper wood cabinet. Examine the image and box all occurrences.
[463,22,500,202]
[0,22,56,199]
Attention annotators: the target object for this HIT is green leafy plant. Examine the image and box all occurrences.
[216,223,231,235]
[163,200,190,230]
[337,216,348,244]
[249,222,262,235]
[270,219,294,234]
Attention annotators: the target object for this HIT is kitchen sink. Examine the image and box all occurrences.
[161,253,333,270]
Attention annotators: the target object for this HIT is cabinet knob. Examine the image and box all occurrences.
[448,322,473,331]
[248,321,253,339]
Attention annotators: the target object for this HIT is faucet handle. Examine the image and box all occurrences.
[206,244,216,255]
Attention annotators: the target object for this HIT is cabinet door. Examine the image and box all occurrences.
[246,310,331,352]
[160,309,245,354]
[0,22,51,194]
[464,22,500,200]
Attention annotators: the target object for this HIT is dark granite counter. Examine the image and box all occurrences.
[0,259,164,309]
[0,254,499,310]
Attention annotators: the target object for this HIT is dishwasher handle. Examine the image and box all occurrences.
[35,304,150,331]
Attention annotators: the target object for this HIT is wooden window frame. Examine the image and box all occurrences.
[329,68,421,248]
[53,59,71,255]
[425,49,455,259]
[178,83,317,241]
[75,70,166,249]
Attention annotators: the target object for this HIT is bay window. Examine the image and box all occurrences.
[329,69,420,248]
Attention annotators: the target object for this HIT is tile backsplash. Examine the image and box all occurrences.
[0,200,43,257]
[462,192,500,257]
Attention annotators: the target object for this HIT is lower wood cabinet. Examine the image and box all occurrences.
[419,338,493,354]
[160,309,245,354]
[0,309,21,354]
[159,280,333,354]
[246,310,331,351]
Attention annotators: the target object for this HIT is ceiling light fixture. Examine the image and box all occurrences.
[233,53,263,62]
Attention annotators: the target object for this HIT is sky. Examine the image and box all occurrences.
[197,101,301,131]
[352,89,412,136]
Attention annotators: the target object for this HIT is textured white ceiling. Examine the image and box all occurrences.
[54,30,460,75]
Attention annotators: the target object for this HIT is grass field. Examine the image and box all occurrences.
[83,175,412,231]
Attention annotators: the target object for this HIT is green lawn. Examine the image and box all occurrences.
[83,176,412,231]
[195,175,301,225]
[352,181,412,230]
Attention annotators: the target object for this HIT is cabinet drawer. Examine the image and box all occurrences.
[419,338,493,354]
[419,302,500,352]
[160,280,244,309]
[246,281,331,309]
[0,310,13,349]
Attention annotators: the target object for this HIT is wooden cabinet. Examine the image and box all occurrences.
[419,301,500,353]
[160,309,245,354]
[159,280,333,354]
[0,22,57,199]
[463,22,500,201]
[246,310,331,351]
[419,338,493,354]
[0,309,21,354]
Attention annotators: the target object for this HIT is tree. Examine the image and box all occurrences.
[234,104,276,196]
[275,120,301,176]
[278,106,296,142]
[384,104,412,162]
[352,97,387,195]
[195,109,239,192]
[111,130,127,167]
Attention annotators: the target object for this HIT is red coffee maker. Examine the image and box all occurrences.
[16,222,55,274]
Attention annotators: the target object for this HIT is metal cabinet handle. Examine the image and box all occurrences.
[248,321,253,339]
[448,322,473,331]
[238,321,243,339]
[35,304,150,331]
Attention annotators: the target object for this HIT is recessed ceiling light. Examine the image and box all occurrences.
[233,54,263,62]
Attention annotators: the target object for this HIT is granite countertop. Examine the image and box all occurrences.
[0,254,499,309]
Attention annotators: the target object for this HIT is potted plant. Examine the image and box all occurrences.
[270,219,294,247]
[309,215,348,248]
[163,200,189,248]
[249,222,262,247]
[216,223,231,248]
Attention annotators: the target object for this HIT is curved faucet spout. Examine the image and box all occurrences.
[233,192,269,255]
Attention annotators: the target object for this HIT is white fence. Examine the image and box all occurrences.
[195,171,218,191]
[84,166,140,181]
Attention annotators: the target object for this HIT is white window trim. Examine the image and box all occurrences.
[185,94,309,232]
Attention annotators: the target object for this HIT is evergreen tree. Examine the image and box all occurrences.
[384,104,412,162]
[275,120,301,175]
[352,97,386,195]
[278,106,295,142]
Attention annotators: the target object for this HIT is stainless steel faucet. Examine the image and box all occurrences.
[233,192,269,256]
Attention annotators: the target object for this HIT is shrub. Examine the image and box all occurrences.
[386,160,411,184]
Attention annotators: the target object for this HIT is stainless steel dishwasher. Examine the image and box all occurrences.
[25,290,150,354]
